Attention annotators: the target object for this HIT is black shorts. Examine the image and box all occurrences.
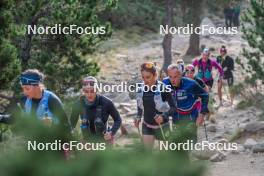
[142,122,170,140]
[224,77,234,87]
[205,79,214,88]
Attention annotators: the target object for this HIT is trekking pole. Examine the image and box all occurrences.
[203,120,209,141]
[154,115,166,140]
[158,123,166,141]
[169,116,173,132]
[17,103,23,112]
[137,126,142,138]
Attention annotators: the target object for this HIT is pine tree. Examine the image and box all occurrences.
[7,0,117,95]
[0,0,21,91]
[241,0,264,85]
[233,0,264,110]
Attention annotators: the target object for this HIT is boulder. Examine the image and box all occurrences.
[243,138,257,149]
[192,146,218,160]
[243,122,264,133]
[207,125,217,132]
[252,143,264,153]
[210,152,226,162]
[231,145,245,155]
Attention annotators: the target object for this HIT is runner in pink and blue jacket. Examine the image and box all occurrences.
[192,48,224,89]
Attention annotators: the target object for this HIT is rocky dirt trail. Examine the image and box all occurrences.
[96,17,264,175]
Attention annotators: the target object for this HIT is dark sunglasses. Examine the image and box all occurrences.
[186,70,195,73]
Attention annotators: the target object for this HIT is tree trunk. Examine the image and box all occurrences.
[185,30,200,56]
[20,3,51,69]
[20,33,33,68]
[162,0,174,73]
[185,0,203,56]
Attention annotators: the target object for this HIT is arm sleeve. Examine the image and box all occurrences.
[196,78,206,88]
[161,91,176,120]
[137,106,143,119]
[192,59,199,67]
[108,101,122,135]
[191,82,209,114]
[49,95,72,132]
[212,60,224,77]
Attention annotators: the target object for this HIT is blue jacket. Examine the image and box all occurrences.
[163,77,209,121]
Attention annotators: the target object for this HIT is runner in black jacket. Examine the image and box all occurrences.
[217,46,235,105]
[70,76,121,142]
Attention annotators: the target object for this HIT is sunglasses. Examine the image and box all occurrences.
[185,70,195,74]
[142,63,155,69]
[176,61,184,64]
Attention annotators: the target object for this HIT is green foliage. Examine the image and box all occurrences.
[236,100,252,109]
[0,0,21,90]
[229,83,244,96]
[99,0,165,31]
[0,116,205,176]
[233,0,264,114]
[0,147,205,176]
[0,124,12,142]
[4,0,117,95]
[241,0,264,85]
[0,40,21,90]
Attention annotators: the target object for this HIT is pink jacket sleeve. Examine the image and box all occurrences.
[192,59,199,67]
[211,59,224,77]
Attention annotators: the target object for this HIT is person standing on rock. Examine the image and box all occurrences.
[163,64,209,143]
[70,76,121,144]
[134,62,175,149]
[216,46,235,105]
[233,1,241,27]
[224,2,235,28]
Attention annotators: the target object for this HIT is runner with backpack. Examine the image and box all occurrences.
[192,48,224,90]
[163,64,209,143]
[134,62,175,149]
[70,76,121,144]
[192,48,224,107]
[12,69,71,131]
